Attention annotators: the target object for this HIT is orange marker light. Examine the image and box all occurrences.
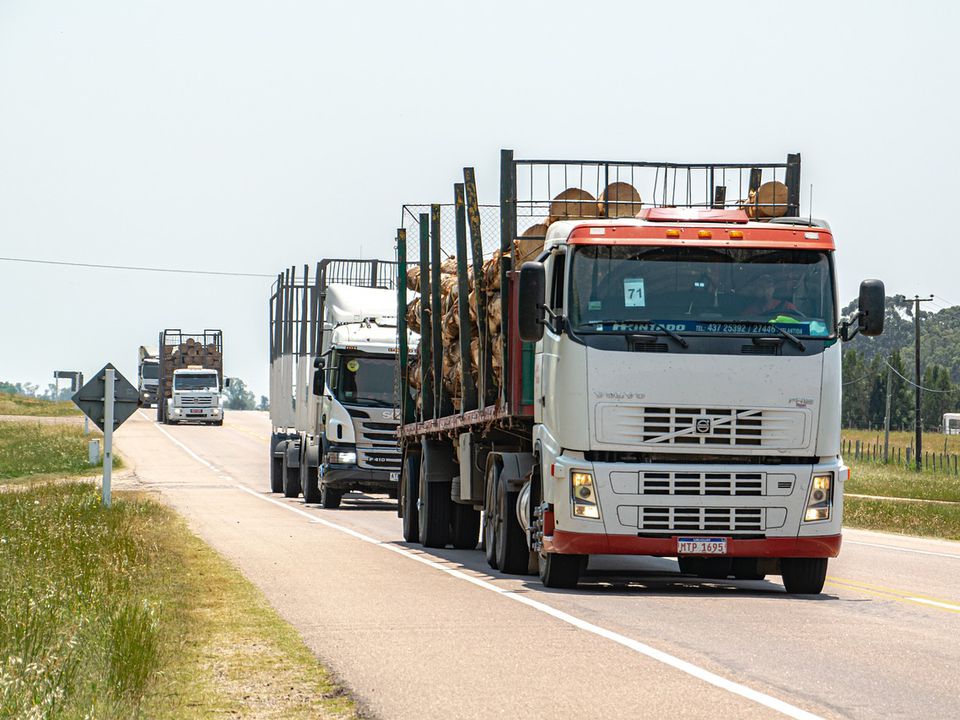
[666,229,681,238]
[729,230,744,239]
[698,230,712,239]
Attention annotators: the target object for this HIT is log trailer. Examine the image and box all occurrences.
[269,259,403,507]
[395,149,884,593]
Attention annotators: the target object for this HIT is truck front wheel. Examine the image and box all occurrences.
[494,475,528,574]
[302,465,321,503]
[780,558,828,594]
[320,484,343,509]
[538,552,584,589]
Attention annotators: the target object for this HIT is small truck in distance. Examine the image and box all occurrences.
[137,345,159,407]
[156,329,225,426]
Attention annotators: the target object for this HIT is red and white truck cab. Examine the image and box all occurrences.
[521,207,884,591]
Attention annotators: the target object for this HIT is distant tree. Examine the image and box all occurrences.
[258,395,269,411]
[223,378,256,410]
[0,381,23,395]
[22,382,38,397]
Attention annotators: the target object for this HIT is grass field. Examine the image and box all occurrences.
[0,482,357,719]
[0,392,80,417]
[842,428,960,457]
[0,420,109,481]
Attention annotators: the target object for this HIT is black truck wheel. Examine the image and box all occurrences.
[269,437,284,494]
[538,552,583,589]
[302,464,321,504]
[781,558,828,594]
[450,502,481,550]
[418,445,451,548]
[320,484,343,509]
[282,451,301,498]
[483,461,500,569]
[401,452,420,542]
[494,474,528,575]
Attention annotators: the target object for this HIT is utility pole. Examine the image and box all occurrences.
[883,365,892,463]
[913,295,935,471]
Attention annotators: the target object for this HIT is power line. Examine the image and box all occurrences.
[0,255,273,278]
[883,359,957,394]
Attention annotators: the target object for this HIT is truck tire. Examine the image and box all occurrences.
[401,452,420,542]
[418,447,451,548]
[450,502,480,550]
[302,465,321,504]
[483,461,500,569]
[282,452,301,498]
[494,475,528,574]
[538,552,583,589]
[732,558,765,581]
[270,455,283,493]
[320,484,343,509]
[780,558,828,594]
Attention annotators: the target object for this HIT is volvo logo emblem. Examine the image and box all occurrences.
[695,418,712,434]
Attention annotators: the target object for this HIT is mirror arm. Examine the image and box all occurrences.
[539,304,564,334]
[839,311,863,342]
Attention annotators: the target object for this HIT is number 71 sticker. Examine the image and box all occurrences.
[623,278,645,307]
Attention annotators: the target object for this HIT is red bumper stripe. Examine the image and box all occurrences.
[544,531,842,558]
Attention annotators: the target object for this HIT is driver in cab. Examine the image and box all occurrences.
[742,273,799,318]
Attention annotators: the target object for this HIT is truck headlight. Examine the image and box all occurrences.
[173,408,181,416]
[804,473,833,522]
[571,471,600,519]
[327,451,356,465]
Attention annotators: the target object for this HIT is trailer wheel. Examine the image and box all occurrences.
[302,464,321,504]
[282,452,301,498]
[401,452,420,542]
[538,552,583,589]
[418,446,451,549]
[269,437,284,494]
[483,461,500,569]
[494,475,528,574]
[320,484,343,509]
[780,558,827,594]
[450,503,480,550]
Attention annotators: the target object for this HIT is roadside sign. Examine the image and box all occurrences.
[72,363,139,432]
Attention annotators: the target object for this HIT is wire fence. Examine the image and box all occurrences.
[399,204,502,265]
[842,438,960,475]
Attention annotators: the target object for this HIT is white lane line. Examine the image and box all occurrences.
[846,540,960,560]
[906,597,960,612]
[237,485,820,720]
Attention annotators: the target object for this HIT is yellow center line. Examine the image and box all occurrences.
[226,422,270,444]
[826,575,960,614]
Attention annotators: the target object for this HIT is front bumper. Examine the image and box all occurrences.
[321,465,398,492]
[171,407,222,422]
[544,531,841,557]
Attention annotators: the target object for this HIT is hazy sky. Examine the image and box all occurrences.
[2,0,958,398]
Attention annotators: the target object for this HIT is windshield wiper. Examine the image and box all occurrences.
[748,323,806,351]
[579,319,689,348]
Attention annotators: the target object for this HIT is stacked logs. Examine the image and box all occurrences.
[405,184,643,415]
[167,338,222,370]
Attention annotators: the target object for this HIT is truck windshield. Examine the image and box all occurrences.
[141,363,159,380]
[336,355,393,407]
[569,245,835,338]
[174,374,218,391]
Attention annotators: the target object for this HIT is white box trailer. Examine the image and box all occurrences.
[269,259,409,507]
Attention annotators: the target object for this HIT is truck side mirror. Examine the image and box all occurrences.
[312,368,325,396]
[224,377,231,388]
[857,279,885,337]
[518,261,546,343]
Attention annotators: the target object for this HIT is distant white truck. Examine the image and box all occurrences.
[944,413,960,435]
[156,329,226,426]
[270,259,406,507]
[137,345,159,407]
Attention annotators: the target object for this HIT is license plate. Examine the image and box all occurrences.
[677,537,728,555]
[189,409,204,414]
[389,471,399,482]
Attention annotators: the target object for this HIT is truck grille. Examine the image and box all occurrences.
[595,405,806,449]
[635,506,765,533]
[357,448,401,471]
[641,471,763,496]
[180,396,214,407]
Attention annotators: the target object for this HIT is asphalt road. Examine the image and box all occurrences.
[114,410,960,719]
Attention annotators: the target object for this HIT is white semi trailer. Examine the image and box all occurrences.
[395,150,885,594]
[269,259,404,508]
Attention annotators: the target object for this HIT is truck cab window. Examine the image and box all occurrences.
[549,253,566,313]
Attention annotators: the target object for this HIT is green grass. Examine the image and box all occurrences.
[0,421,111,481]
[846,460,960,503]
[845,496,960,541]
[842,428,960,456]
[0,392,80,417]
[0,483,357,719]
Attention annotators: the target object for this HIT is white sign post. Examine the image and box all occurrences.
[103,367,114,508]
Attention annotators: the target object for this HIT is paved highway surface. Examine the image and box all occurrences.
[114,410,960,719]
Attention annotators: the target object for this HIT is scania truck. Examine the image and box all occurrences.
[156,329,225,426]
[395,150,884,594]
[269,259,404,508]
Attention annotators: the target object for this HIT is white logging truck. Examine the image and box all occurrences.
[156,329,226,426]
[269,259,405,507]
[394,149,884,594]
